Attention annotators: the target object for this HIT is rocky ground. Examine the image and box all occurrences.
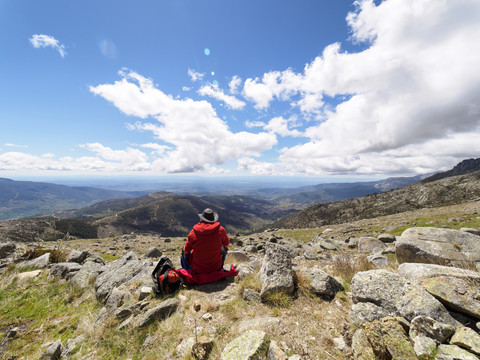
[0,200,479,359]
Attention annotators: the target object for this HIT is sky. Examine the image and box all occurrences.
[1,0,479,180]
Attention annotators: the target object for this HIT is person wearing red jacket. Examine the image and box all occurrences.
[181,208,229,274]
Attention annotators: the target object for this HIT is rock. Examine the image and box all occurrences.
[358,237,386,254]
[49,262,82,280]
[381,317,418,359]
[202,313,213,321]
[409,316,456,343]
[15,270,42,281]
[260,243,294,299]
[243,289,261,302]
[411,336,437,358]
[244,245,257,253]
[367,254,390,267]
[0,242,16,259]
[39,340,63,360]
[460,228,480,236]
[71,261,104,288]
[398,263,480,282]
[396,227,480,267]
[351,328,376,360]
[238,317,281,333]
[138,286,152,301]
[268,340,287,360]
[350,302,390,326]
[106,287,135,313]
[94,252,150,302]
[436,344,480,360]
[421,276,480,320]
[351,269,457,325]
[134,298,179,328]
[145,247,162,258]
[333,337,346,351]
[315,238,338,251]
[450,326,480,355]
[7,327,19,338]
[378,233,396,243]
[220,330,270,360]
[22,253,50,268]
[303,251,318,260]
[66,250,90,264]
[305,268,343,300]
[176,337,195,358]
[191,336,214,360]
[363,320,389,360]
[61,335,85,358]
[225,251,251,264]
[84,253,105,265]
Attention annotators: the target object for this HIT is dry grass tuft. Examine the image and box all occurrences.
[332,253,375,286]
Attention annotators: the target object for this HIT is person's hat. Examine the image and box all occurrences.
[198,208,219,223]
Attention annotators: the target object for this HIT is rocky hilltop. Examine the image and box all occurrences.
[0,199,479,359]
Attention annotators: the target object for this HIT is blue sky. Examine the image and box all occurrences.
[1,0,479,179]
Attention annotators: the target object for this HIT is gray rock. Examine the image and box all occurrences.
[409,316,456,344]
[134,298,179,328]
[105,287,135,313]
[145,247,162,258]
[351,328,376,360]
[66,250,90,264]
[0,242,16,259]
[303,251,318,260]
[436,344,480,360]
[351,269,457,325]
[450,326,480,356]
[16,270,42,281]
[358,237,386,254]
[396,227,480,267]
[225,251,251,264]
[94,252,150,302]
[84,253,105,265]
[306,268,343,300]
[220,330,270,360]
[22,253,50,268]
[61,335,85,358]
[260,243,294,299]
[378,233,396,243]
[412,336,437,358]
[176,337,195,358]
[40,340,63,360]
[49,262,82,280]
[460,228,480,236]
[71,261,104,288]
[367,253,390,267]
[138,286,152,301]
[244,245,258,253]
[268,340,287,360]
[238,317,281,333]
[243,289,261,302]
[315,238,338,251]
[350,302,390,326]
[398,263,480,282]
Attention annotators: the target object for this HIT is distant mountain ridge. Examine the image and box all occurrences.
[422,158,480,183]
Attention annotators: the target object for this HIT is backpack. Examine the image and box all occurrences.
[151,256,181,296]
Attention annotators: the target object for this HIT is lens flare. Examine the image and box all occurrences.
[204,48,210,56]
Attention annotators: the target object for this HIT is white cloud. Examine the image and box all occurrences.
[4,143,28,148]
[237,157,278,175]
[264,116,303,138]
[182,86,191,91]
[80,143,151,171]
[198,83,246,110]
[89,70,277,173]
[229,75,242,94]
[242,0,480,175]
[245,120,265,128]
[188,69,205,82]
[29,34,66,57]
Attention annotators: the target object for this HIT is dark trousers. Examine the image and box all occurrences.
[181,247,228,271]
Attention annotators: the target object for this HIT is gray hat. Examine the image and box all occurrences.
[198,208,219,223]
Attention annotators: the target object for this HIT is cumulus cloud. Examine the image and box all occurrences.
[29,34,66,57]
[264,117,303,138]
[237,157,278,175]
[242,0,480,175]
[229,75,242,94]
[188,69,205,82]
[198,83,246,110]
[89,70,277,173]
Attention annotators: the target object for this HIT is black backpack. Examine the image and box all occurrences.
[151,256,181,296]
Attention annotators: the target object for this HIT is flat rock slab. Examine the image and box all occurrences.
[237,316,281,333]
[451,326,480,356]
[421,276,480,320]
[358,237,386,254]
[220,330,270,360]
[16,270,42,281]
[396,227,480,267]
[134,298,179,328]
[436,344,480,360]
[398,263,480,282]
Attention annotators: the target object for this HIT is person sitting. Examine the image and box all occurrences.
[181,208,229,274]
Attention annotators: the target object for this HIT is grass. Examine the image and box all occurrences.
[331,253,375,287]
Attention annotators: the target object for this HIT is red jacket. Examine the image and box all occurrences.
[184,221,229,274]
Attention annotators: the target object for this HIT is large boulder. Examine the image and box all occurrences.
[0,242,16,259]
[398,263,480,282]
[260,243,294,299]
[304,268,343,300]
[134,298,179,328]
[220,330,270,360]
[22,253,51,268]
[436,344,480,360]
[66,250,90,264]
[94,252,150,302]
[351,269,457,325]
[409,315,455,343]
[49,262,82,280]
[358,237,386,254]
[396,227,480,267]
[71,261,104,288]
[450,326,480,356]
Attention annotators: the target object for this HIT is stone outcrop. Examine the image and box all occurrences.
[260,243,294,300]
[304,268,343,300]
[134,298,179,328]
[398,263,480,282]
[71,261,104,288]
[22,253,50,268]
[357,237,386,254]
[49,262,82,280]
[396,227,480,267]
[0,242,16,259]
[220,330,270,360]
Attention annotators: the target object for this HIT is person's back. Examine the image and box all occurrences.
[182,208,229,274]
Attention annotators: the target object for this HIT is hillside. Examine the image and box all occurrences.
[272,170,480,229]
[422,158,480,183]
[0,178,147,220]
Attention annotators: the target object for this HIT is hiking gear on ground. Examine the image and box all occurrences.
[198,208,219,223]
[177,264,238,285]
[152,256,181,295]
[184,222,229,274]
